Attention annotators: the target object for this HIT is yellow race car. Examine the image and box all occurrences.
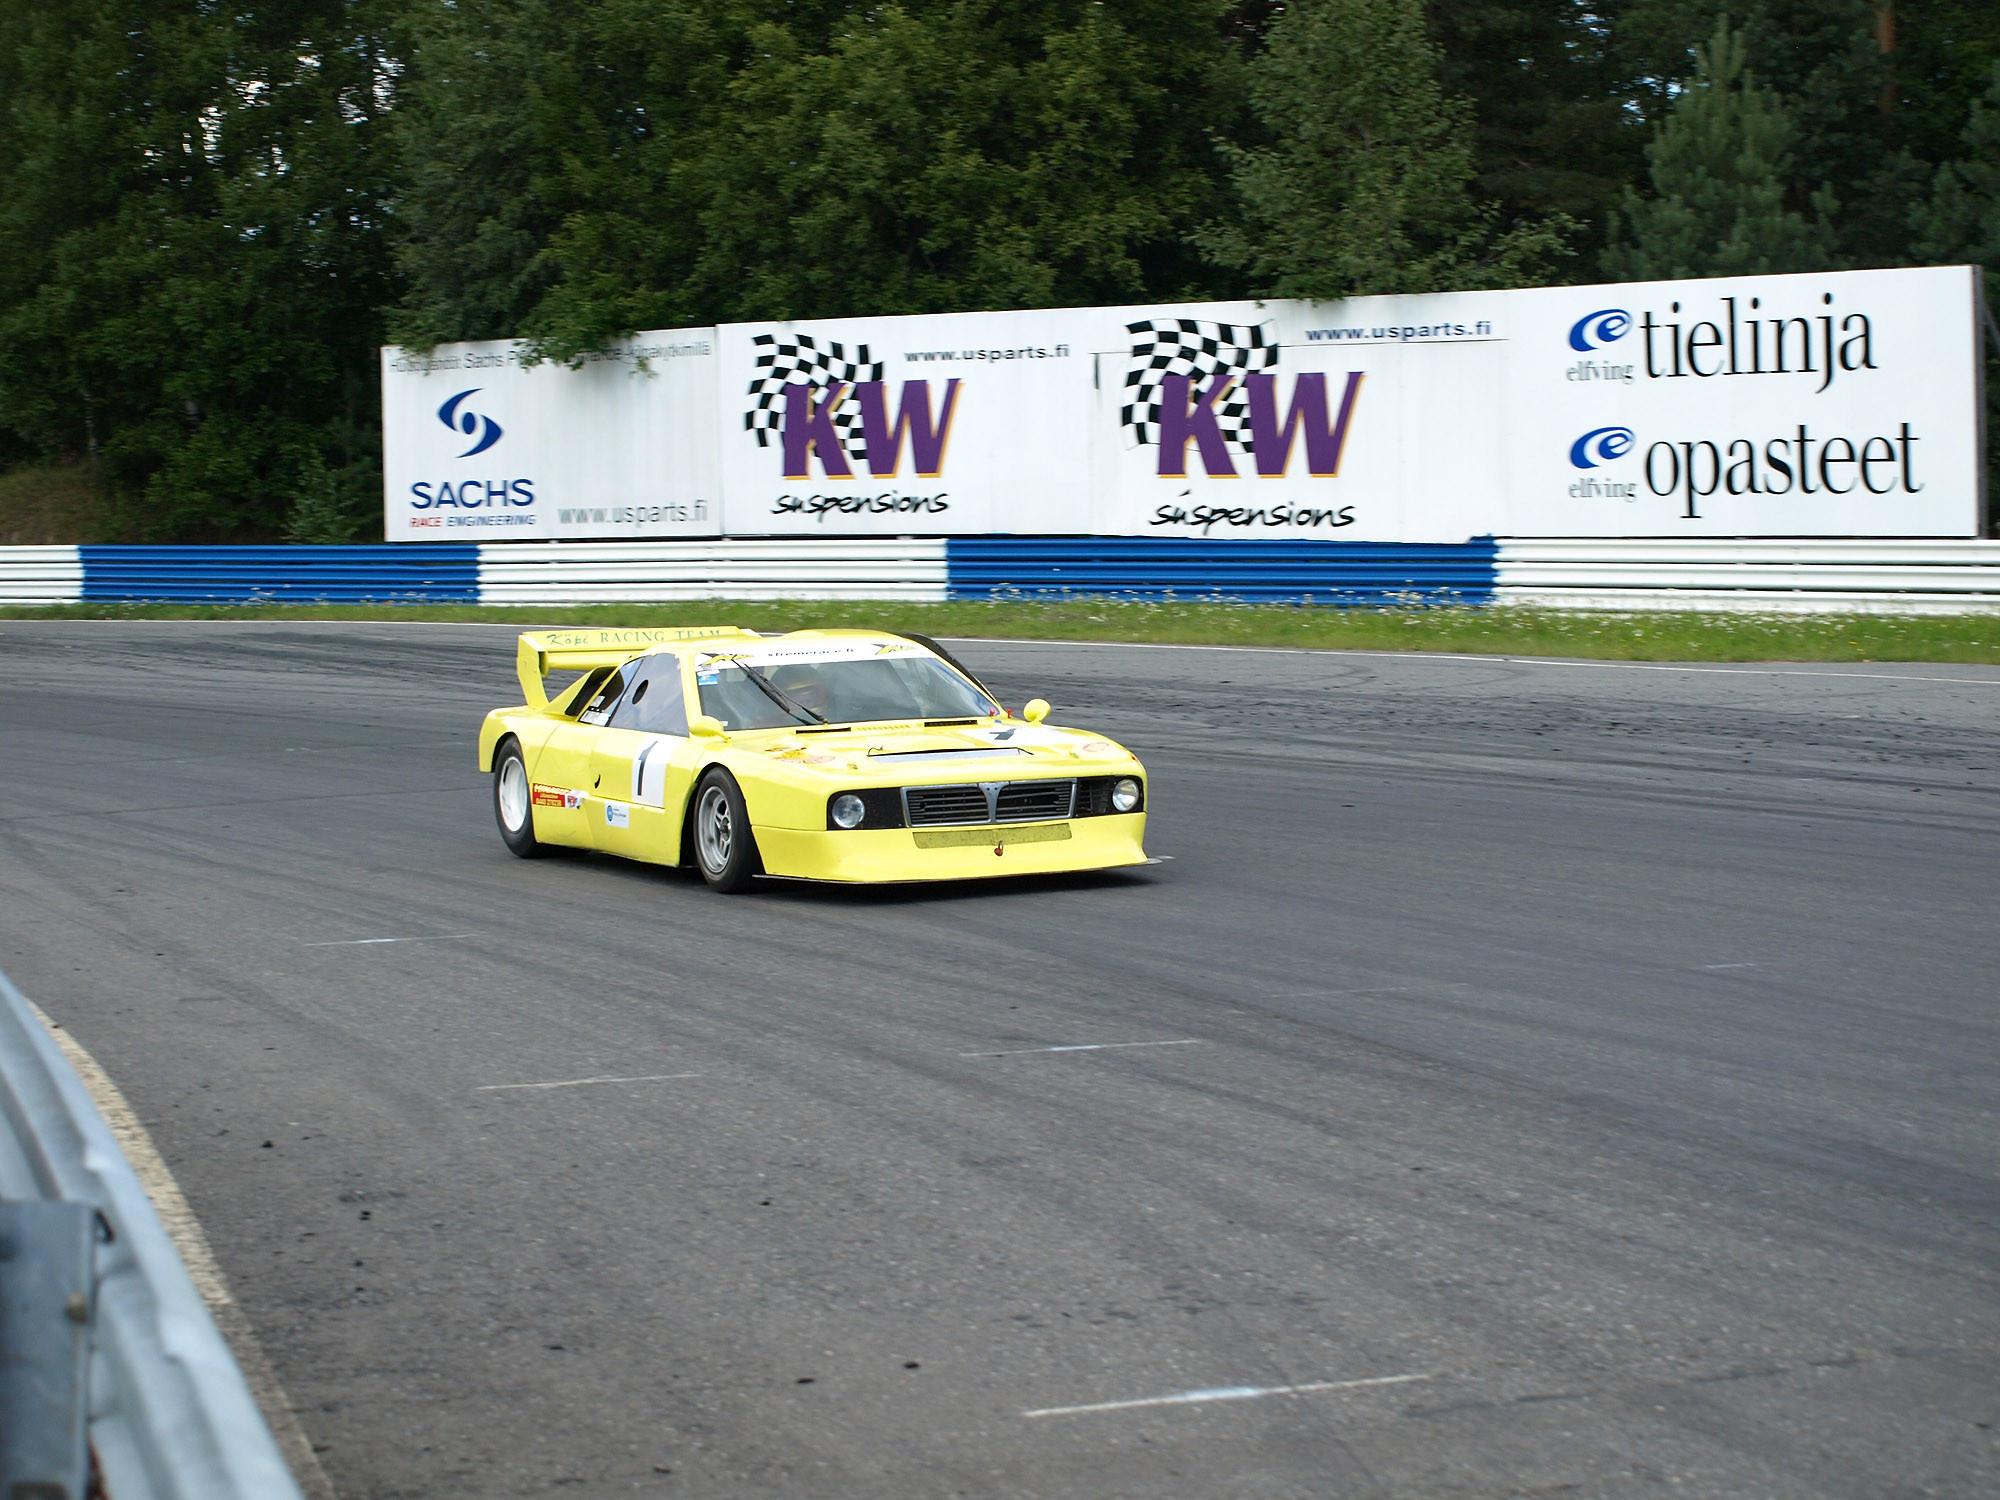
[476,627,1148,891]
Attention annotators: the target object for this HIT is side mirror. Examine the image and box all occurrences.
[1022,699,1051,724]
[689,715,727,739]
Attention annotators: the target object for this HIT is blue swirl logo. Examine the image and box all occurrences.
[1568,308,1631,352]
[438,389,504,457]
[1569,426,1634,469]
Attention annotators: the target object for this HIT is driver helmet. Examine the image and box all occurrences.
[771,665,830,716]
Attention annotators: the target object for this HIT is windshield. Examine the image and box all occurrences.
[695,654,997,731]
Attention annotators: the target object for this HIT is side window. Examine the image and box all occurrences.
[577,668,627,726]
[635,661,689,736]
[607,658,690,736]
[556,666,613,718]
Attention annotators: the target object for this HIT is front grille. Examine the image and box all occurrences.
[902,780,1077,827]
[903,784,993,826]
[996,781,1075,823]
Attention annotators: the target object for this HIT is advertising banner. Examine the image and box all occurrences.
[380,331,719,542]
[712,297,1511,541]
[1508,268,1980,537]
[383,266,1984,541]
[1088,295,1509,542]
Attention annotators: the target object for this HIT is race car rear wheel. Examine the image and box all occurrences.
[693,769,760,892]
[493,739,544,858]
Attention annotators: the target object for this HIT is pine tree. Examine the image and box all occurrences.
[1203,0,1570,299]
[384,0,566,348]
[1427,0,1639,262]
[1915,64,2000,272]
[1913,63,2000,532]
[1602,18,1839,279]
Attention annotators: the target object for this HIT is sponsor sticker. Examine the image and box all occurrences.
[699,640,921,668]
[604,802,630,828]
[532,784,585,810]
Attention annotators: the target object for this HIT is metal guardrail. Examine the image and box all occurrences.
[478,537,951,602]
[3,537,1999,610]
[78,544,479,603]
[0,544,84,605]
[1493,538,2000,612]
[944,536,1502,604]
[0,968,303,1500]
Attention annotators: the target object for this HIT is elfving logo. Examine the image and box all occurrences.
[1570,426,1634,468]
[438,389,504,457]
[1568,309,1631,352]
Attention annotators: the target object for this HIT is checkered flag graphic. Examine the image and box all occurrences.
[1121,319,1280,452]
[743,334,884,464]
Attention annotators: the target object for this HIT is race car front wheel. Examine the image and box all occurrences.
[693,769,760,892]
[493,739,544,858]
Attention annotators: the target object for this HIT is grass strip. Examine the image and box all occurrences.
[3,599,1999,663]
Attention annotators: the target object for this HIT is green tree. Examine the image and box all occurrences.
[384,0,566,349]
[1204,0,1571,299]
[0,0,398,540]
[1916,64,2000,270]
[1428,0,1642,264]
[1602,19,1838,279]
[1604,0,2000,272]
[1913,63,2000,530]
[389,0,1247,362]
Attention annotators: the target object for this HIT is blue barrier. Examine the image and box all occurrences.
[945,537,1500,605]
[79,545,480,603]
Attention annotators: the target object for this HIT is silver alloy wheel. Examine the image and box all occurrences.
[697,783,733,872]
[498,756,529,831]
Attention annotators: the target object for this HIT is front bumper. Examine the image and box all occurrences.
[754,813,1147,883]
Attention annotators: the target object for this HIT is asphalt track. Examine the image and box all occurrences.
[1,621,1997,1500]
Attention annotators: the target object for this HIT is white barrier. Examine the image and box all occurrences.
[1493,538,2000,612]
[476,538,949,604]
[0,545,82,605]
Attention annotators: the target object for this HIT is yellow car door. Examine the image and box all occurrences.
[526,668,626,848]
[588,653,698,864]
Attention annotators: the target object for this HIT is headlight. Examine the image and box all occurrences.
[1111,777,1141,812]
[830,792,866,829]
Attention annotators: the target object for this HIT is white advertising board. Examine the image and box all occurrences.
[711,298,1513,540]
[383,266,1984,541]
[1505,268,1981,537]
[380,331,719,542]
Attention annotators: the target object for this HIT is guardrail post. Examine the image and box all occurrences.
[0,1200,96,1500]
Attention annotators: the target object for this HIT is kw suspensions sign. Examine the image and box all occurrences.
[381,266,1984,542]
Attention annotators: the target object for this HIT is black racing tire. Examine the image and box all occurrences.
[493,738,545,858]
[691,768,761,892]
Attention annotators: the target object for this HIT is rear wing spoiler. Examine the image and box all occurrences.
[514,627,761,708]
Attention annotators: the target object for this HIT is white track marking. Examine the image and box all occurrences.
[1023,1372,1431,1418]
[959,1040,1202,1058]
[476,1072,704,1092]
[302,933,481,947]
[1703,962,1758,969]
[28,1002,339,1500]
[941,636,2000,686]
